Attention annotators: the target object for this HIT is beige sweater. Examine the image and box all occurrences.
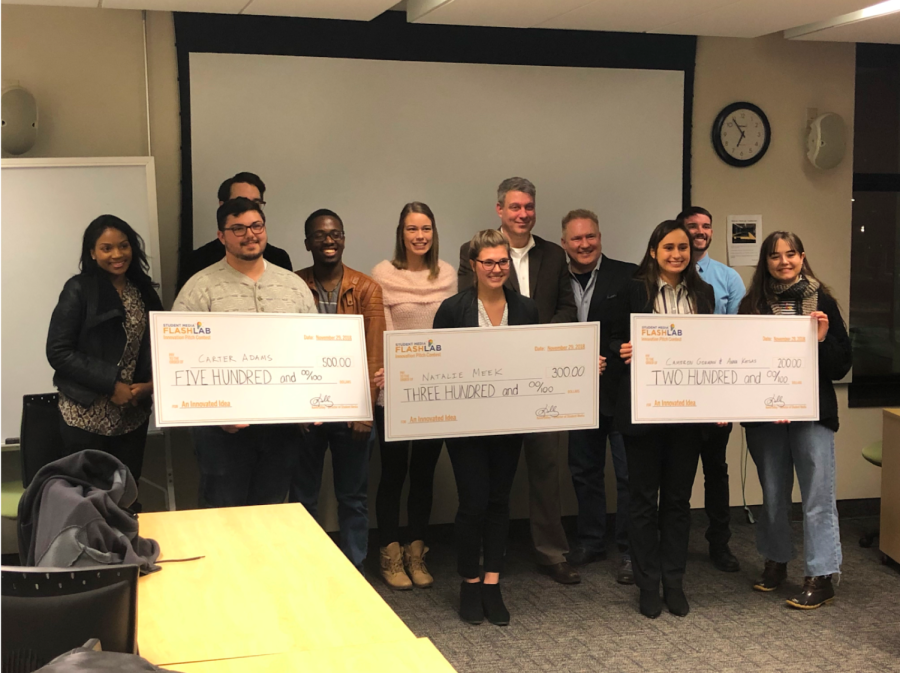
[371,260,456,407]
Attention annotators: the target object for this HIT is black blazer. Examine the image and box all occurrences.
[583,256,638,417]
[47,274,163,408]
[610,277,715,436]
[433,286,540,330]
[177,239,293,292]
[458,234,576,325]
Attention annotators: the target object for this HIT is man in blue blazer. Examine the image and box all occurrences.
[560,209,637,584]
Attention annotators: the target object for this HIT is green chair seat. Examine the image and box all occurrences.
[1,482,25,519]
[862,440,883,468]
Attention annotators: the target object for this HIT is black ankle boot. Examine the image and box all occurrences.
[459,581,484,624]
[482,583,510,626]
[663,587,690,617]
[640,589,662,619]
[786,575,835,610]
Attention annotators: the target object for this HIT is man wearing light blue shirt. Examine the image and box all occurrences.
[678,206,745,573]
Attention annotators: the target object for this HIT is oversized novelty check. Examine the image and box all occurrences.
[150,312,372,427]
[631,314,819,424]
[384,323,599,441]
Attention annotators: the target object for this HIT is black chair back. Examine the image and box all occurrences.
[20,394,65,488]
[1,564,139,673]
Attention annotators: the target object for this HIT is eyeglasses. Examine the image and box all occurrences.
[224,222,266,237]
[308,230,345,243]
[474,258,511,271]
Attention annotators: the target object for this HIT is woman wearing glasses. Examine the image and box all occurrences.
[430,229,539,626]
[610,220,715,619]
[739,232,851,609]
[370,203,457,591]
[46,215,163,495]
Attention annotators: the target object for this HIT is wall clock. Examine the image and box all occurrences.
[712,102,770,167]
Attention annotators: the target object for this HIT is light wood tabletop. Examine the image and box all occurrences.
[174,637,456,672]
[137,504,414,666]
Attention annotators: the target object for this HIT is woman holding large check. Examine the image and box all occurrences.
[612,220,715,619]
[739,232,851,610]
[432,229,540,627]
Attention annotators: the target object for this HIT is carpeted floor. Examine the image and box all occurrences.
[367,513,900,673]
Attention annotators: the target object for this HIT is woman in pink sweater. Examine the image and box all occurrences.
[371,202,456,591]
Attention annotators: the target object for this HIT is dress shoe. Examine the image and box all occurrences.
[459,581,484,624]
[538,562,581,584]
[710,544,741,572]
[616,555,635,585]
[786,575,835,610]
[639,589,662,619]
[753,559,787,592]
[663,587,690,617]
[566,547,607,567]
[482,583,510,626]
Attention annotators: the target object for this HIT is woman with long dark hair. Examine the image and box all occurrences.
[371,202,456,591]
[610,220,715,619]
[739,231,851,609]
[46,215,162,488]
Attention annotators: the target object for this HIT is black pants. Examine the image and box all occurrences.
[446,434,522,579]
[624,426,701,591]
[374,406,444,546]
[700,423,733,548]
[59,417,149,483]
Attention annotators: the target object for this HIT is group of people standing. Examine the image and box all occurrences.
[46,171,851,626]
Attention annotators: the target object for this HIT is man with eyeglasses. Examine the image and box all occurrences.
[173,197,317,508]
[177,172,294,291]
[458,177,579,585]
[291,208,385,572]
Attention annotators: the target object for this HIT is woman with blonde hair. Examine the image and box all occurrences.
[371,202,456,591]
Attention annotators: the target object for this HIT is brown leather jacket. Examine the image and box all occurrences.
[296,265,385,430]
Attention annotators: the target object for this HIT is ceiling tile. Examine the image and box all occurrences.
[101,0,247,12]
[537,0,735,33]
[650,0,878,38]
[3,0,98,7]
[409,0,591,29]
[789,11,900,44]
[243,0,398,21]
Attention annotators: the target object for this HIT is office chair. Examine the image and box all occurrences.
[1,564,139,673]
[859,440,883,549]
[19,393,65,488]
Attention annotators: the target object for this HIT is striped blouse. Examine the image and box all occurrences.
[653,278,694,315]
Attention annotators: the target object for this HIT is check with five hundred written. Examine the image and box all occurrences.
[384,323,600,441]
[630,314,820,424]
[149,312,373,427]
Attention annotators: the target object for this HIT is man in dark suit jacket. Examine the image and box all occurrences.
[177,172,293,291]
[458,177,579,585]
[559,209,637,584]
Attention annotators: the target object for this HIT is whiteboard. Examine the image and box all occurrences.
[1,157,161,444]
[189,53,683,276]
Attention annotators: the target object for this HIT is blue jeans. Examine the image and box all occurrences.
[289,423,369,570]
[746,422,842,577]
[191,424,298,508]
[568,416,630,554]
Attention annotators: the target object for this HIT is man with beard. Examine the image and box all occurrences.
[677,206,745,572]
[174,197,316,508]
[291,208,385,572]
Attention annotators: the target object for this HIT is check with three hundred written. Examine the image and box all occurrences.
[384,323,599,441]
[149,312,372,427]
[631,314,819,424]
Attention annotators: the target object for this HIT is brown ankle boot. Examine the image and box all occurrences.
[380,542,412,590]
[403,540,434,588]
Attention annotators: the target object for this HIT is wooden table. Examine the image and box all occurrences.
[137,504,417,667]
[175,638,456,672]
[881,408,900,561]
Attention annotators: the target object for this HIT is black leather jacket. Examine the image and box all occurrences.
[46,274,163,407]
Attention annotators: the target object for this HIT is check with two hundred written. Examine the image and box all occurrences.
[149,312,372,427]
[384,323,599,441]
[631,314,819,424]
